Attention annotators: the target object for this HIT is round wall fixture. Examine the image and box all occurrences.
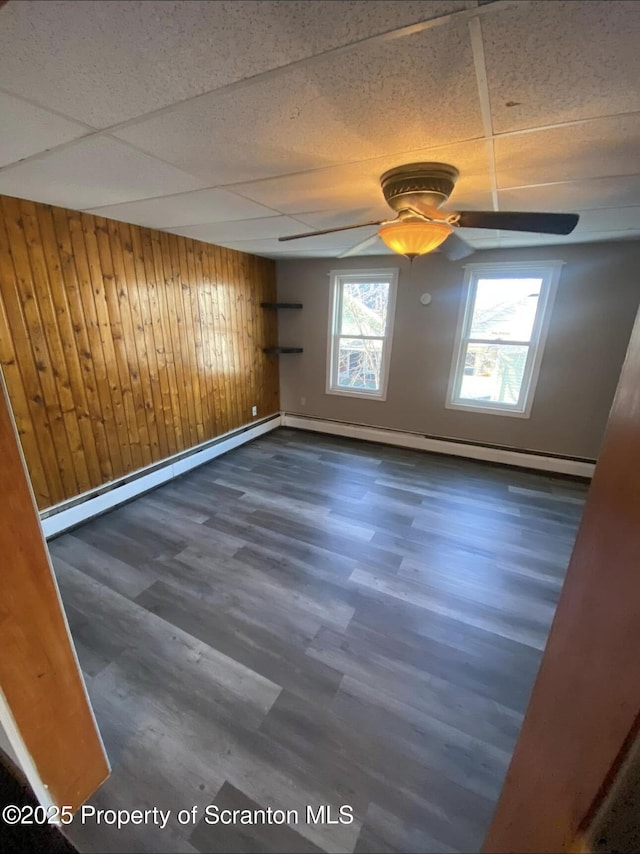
[420,292,432,306]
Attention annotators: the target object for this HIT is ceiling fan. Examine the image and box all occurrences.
[278,162,579,261]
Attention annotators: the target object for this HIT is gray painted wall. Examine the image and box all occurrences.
[276,241,640,460]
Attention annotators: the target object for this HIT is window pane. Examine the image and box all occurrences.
[470,278,542,342]
[339,280,389,336]
[336,337,383,391]
[458,343,529,406]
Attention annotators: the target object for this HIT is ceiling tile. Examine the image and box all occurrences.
[471,230,640,249]
[569,230,640,244]
[1,1,635,259]
[272,248,367,258]
[457,228,501,246]
[494,114,640,189]
[0,91,89,168]
[463,236,515,250]
[86,188,277,229]
[355,240,395,256]
[167,215,307,243]
[572,206,640,233]
[291,207,392,230]
[0,1,464,127]
[498,175,640,212]
[0,136,204,210]
[337,234,387,257]
[115,18,481,185]
[229,139,494,216]
[482,0,640,133]
[269,247,375,258]
[217,233,362,256]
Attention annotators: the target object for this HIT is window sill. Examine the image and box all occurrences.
[445,400,532,419]
[326,387,388,402]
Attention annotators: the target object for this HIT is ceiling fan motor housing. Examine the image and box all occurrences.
[380,162,460,213]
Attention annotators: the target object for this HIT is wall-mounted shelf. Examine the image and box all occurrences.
[262,302,303,354]
[260,302,303,309]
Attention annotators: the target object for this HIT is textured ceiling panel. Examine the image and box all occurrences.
[0,137,204,210]
[216,233,364,257]
[353,240,395,256]
[0,91,89,168]
[0,0,638,256]
[498,176,640,213]
[114,18,482,185]
[86,187,278,229]
[572,207,640,233]
[0,0,464,127]
[483,0,640,133]
[228,139,494,216]
[470,230,640,249]
[167,215,308,243]
[455,227,501,246]
[289,207,393,231]
[495,114,640,189]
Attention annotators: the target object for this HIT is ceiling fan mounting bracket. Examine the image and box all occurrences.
[380,162,460,213]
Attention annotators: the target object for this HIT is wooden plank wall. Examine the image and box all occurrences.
[0,194,279,510]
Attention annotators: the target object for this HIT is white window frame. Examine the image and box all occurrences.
[446,260,563,418]
[326,268,399,401]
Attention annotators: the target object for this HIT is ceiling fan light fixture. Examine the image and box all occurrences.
[378,220,453,259]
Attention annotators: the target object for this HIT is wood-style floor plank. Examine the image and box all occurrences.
[47,428,588,853]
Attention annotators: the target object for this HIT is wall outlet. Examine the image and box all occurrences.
[300,397,306,407]
[252,405,257,416]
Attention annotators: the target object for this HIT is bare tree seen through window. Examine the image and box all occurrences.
[337,281,389,390]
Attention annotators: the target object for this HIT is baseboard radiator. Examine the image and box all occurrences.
[40,414,283,538]
[281,413,595,479]
[39,410,595,538]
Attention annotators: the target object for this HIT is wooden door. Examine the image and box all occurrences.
[483,302,640,852]
[0,369,109,809]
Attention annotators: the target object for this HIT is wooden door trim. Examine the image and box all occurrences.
[483,302,640,852]
[0,368,109,809]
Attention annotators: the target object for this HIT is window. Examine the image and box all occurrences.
[447,261,563,417]
[327,268,398,400]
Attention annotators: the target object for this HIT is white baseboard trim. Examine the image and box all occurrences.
[40,415,282,538]
[39,410,593,538]
[281,414,595,478]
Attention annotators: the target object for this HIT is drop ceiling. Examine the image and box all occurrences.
[0,0,638,258]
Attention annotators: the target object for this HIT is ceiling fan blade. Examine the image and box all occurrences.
[439,231,475,261]
[278,220,386,242]
[456,210,579,235]
[338,234,382,258]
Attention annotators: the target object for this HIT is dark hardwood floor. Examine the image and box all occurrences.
[47,428,588,854]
